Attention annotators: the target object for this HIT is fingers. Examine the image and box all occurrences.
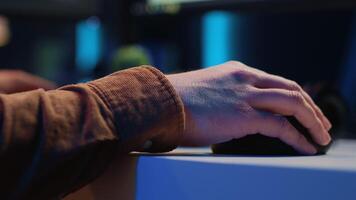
[250,112,317,154]
[300,89,332,130]
[247,88,331,145]
[254,74,332,130]
[2,70,57,94]
[17,72,57,91]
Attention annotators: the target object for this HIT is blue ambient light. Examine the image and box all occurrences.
[202,11,236,67]
[76,16,102,72]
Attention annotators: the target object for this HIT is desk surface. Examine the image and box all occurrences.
[66,139,356,200]
[149,139,356,172]
[136,139,356,200]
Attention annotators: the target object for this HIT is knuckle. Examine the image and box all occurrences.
[225,61,261,82]
[289,81,302,91]
[226,60,243,66]
[288,91,304,105]
[231,69,257,83]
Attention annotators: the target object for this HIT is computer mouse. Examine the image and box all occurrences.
[211,84,347,155]
[211,117,331,155]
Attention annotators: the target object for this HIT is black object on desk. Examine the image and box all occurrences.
[212,84,347,155]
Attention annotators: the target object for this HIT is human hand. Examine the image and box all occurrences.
[167,61,332,154]
[0,70,56,94]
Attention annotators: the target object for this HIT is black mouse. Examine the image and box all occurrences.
[211,84,347,155]
[211,117,331,155]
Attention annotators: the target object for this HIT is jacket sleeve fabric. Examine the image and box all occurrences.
[0,66,185,199]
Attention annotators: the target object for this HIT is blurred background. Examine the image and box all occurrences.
[0,0,355,137]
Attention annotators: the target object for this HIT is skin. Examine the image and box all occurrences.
[0,64,332,155]
[167,61,332,155]
[0,70,56,94]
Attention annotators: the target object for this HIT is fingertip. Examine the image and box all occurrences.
[317,107,332,130]
[310,117,331,146]
[303,146,317,155]
[307,143,317,155]
[325,117,332,130]
[321,131,332,146]
[298,135,317,155]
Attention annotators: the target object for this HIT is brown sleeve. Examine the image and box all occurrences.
[0,66,185,200]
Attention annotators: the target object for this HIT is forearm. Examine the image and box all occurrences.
[0,66,185,199]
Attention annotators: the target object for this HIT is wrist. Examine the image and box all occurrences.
[166,74,197,146]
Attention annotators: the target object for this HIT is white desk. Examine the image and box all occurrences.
[66,139,356,200]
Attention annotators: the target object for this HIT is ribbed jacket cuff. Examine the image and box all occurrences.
[87,66,185,153]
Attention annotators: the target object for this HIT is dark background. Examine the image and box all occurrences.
[0,0,355,136]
